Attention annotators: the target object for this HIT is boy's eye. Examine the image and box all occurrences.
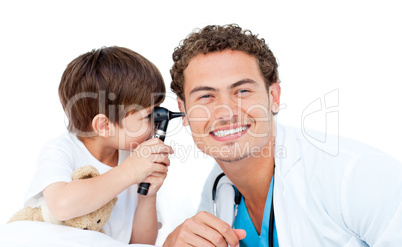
[144,114,151,121]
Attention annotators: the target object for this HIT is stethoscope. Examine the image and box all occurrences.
[212,172,275,247]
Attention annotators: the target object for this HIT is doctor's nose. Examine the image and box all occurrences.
[213,103,241,121]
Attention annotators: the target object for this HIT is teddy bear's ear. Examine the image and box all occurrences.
[72,165,100,180]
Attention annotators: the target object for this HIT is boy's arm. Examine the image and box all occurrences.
[130,171,167,245]
[130,196,158,245]
[44,164,135,221]
[43,139,172,221]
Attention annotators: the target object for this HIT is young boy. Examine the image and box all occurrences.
[23,46,173,245]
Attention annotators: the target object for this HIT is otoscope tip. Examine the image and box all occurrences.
[170,112,185,119]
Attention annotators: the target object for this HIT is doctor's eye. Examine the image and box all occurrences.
[199,94,212,99]
[236,89,251,94]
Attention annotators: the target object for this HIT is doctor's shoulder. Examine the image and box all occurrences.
[284,124,401,169]
[292,125,402,198]
[282,125,402,200]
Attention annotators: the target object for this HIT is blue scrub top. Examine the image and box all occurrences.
[233,177,278,247]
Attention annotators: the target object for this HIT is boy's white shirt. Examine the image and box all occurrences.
[24,132,154,243]
[41,204,64,225]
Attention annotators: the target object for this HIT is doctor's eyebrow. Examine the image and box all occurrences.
[189,79,258,96]
[229,79,258,89]
[189,86,217,95]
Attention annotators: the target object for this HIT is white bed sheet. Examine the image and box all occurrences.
[0,221,155,247]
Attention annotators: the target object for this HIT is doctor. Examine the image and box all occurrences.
[163,24,402,247]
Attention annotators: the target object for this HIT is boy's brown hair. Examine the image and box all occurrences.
[170,24,279,101]
[59,46,165,135]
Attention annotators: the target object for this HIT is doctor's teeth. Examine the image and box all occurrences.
[213,126,247,137]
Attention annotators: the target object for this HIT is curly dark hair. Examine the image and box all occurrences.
[170,24,279,101]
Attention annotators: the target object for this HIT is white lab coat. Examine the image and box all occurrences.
[198,124,402,247]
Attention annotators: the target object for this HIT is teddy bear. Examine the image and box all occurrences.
[8,165,117,233]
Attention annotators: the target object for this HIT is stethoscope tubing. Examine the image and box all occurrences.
[212,173,275,247]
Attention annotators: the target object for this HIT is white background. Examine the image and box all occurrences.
[1,0,401,245]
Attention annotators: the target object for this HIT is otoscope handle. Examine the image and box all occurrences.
[137,183,150,195]
[137,131,166,196]
[137,106,184,196]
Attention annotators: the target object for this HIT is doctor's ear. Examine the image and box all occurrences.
[92,114,113,137]
[269,82,281,114]
[177,97,189,126]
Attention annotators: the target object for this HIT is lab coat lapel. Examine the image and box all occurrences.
[273,124,302,246]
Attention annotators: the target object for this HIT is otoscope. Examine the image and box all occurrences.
[137,106,185,196]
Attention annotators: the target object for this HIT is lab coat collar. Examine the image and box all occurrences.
[274,124,301,177]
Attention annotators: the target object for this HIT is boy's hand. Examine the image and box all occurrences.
[139,171,167,197]
[122,138,173,186]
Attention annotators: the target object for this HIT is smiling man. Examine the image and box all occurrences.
[163,24,402,247]
[182,49,279,164]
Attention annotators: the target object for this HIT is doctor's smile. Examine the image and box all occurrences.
[210,124,250,140]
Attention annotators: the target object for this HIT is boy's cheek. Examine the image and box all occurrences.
[124,121,152,137]
[129,128,153,148]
